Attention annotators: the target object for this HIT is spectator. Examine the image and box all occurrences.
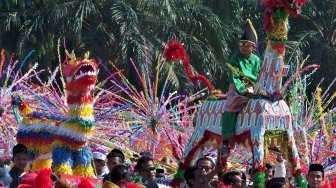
[195,157,215,175]
[109,165,130,184]
[135,157,156,184]
[273,151,286,178]
[265,177,286,188]
[106,149,125,172]
[184,166,208,188]
[92,151,108,178]
[265,163,273,182]
[9,144,28,188]
[195,156,220,187]
[307,163,324,188]
[223,171,243,188]
[102,164,144,188]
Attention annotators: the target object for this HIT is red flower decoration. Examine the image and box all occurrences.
[257,165,265,172]
[162,39,213,91]
[162,39,187,63]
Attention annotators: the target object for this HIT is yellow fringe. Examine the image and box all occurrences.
[63,122,95,134]
[26,143,52,153]
[316,87,328,140]
[22,117,59,126]
[20,105,33,116]
[54,164,73,176]
[68,106,93,117]
[31,159,52,172]
[268,17,288,41]
[73,165,95,177]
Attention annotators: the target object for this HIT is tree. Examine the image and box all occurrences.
[289,0,336,102]
[0,0,233,94]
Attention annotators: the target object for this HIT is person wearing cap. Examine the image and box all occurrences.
[221,19,261,158]
[307,163,324,188]
[106,148,125,173]
[9,144,28,188]
[93,151,108,178]
[265,177,286,188]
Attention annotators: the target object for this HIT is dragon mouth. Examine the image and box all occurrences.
[74,64,97,80]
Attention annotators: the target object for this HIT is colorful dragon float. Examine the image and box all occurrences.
[166,0,314,187]
[12,51,98,177]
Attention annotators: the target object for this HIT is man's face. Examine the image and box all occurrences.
[140,160,156,181]
[107,156,122,171]
[190,169,208,188]
[196,159,213,175]
[13,153,28,171]
[307,171,323,188]
[239,42,255,57]
[93,159,105,174]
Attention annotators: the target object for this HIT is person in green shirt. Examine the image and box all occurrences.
[221,19,261,158]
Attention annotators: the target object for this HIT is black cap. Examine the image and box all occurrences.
[240,19,258,45]
[265,163,273,170]
[308,164,324,177]
[12,144,28,157]
[266,177,286,188]
[107,148,125,162]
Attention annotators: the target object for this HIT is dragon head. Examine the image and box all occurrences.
[262,0,308,16]
[63,51,98,93]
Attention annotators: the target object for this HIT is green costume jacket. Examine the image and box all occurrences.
[222,52,261,139]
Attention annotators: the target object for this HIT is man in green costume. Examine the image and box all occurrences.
[221,19,261,158]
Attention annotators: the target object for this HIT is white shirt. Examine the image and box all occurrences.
[274,160,286,178]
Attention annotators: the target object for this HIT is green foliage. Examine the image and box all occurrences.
[0,0,233,94]
[0,0,335,97]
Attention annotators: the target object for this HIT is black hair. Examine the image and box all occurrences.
[135,156,154,172]
[223,171,242,185]
[266,177,286,188]
[12,144,28,158]
[195,156,215,169]
[184,166,199,187]
[107,148,125,162]
[265,163,273,170]
[109,164,129,183]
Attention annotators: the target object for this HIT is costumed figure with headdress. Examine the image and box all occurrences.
[221,19,261,157]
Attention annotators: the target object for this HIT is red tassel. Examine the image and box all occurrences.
[257,165,265,172]
[162,39,187,62]
[294,169,302,177]
[77,178,94,188]
[33,169,52,188]
[163,39,213,91]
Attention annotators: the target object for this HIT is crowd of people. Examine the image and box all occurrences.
[0,143,331,188]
